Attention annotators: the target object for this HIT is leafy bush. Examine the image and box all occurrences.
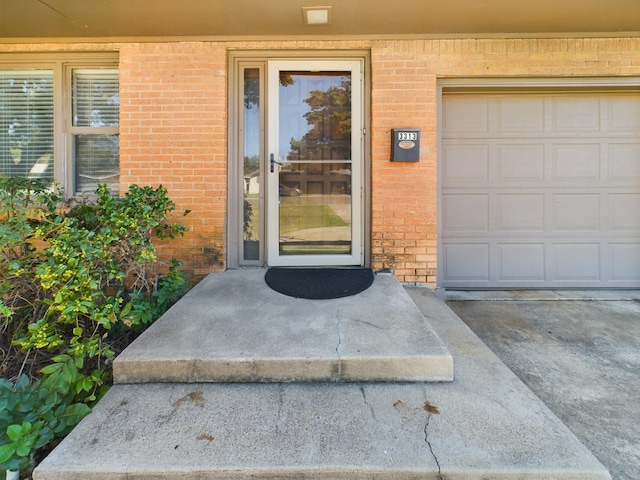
[0,178,189,475]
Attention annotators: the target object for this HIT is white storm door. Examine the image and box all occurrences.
[267,60,363,267]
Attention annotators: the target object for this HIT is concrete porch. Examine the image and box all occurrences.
[33,270,610,479]
[112,270,453,384]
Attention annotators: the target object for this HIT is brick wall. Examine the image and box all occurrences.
[369,37,640,285]
[370,42,438,284]
[118,43,228,280]
[3,37,639,286]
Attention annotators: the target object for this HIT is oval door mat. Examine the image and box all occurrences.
[264,267,374,300]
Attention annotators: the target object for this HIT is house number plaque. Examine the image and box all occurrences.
[391,128,421,162]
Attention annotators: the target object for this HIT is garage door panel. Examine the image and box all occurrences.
[498,244,545,281]
[553,143,602,179]
[443,244,489,281]
[609,96,640,131]
[497,97,544,132]
[553,194,601,230]
[443,144,489,181]
[553,244,601,280]
[442,91,640,288]
[553,96,601,132]
[610,243,640,280]
[610,143,640,179]
[443,96,488,133]
[610,194,640,229]
[443,194,489,231]
[497,194,545,230]
[497,144,545,180]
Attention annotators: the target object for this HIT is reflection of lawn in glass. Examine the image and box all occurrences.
[244,197,260,241]
[280,203,348,234]
[280,244,351,255]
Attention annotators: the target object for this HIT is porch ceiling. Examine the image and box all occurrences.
[1,0,639,41]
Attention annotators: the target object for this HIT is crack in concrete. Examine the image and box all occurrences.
[275,383,285,435]
[334,308,343,379]
[359,385,379,422]
[424,412,443,480]
[421,385,443,480]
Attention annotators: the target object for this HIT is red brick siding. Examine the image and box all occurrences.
[368,37,640,285]
[118,43,228,280]
[370,43,438,284]
[2,37,639,286]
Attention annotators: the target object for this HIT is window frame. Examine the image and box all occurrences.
[0,53,119,196]
[0,68,55,180]
[67,66,120,195]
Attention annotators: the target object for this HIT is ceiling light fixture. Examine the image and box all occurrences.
[303,6,332,26]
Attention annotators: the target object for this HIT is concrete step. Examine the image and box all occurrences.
[113,270,453,383]
[34,287,610,480]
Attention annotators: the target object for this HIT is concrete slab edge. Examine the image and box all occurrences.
[114,354,454,383]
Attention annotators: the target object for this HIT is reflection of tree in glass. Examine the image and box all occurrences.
[289,77,351,161]
[244,155,259,175]
[244,71,259,109]
[244,72,294,109]
[280,73,295,88]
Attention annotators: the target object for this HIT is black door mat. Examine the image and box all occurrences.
[264,267,374,300]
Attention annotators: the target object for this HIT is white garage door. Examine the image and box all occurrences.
[441,90,640,288]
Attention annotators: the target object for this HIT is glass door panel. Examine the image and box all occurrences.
[267,60,362,266]
[279,161,352,256]
[242,67,261,262]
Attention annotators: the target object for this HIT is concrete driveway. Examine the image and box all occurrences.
[445,290,640,480]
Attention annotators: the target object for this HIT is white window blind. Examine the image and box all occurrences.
[72,69,119,127]
[0,71,54,180]
[72,69,119,195]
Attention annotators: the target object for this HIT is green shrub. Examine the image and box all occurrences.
[0,178,189,476]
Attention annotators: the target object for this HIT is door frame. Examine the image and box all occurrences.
[227,51,371,269]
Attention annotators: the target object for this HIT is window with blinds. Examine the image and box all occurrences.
[0,71,54,181]
[71,69,119,195]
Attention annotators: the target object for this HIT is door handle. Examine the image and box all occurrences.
[270,153,283,173]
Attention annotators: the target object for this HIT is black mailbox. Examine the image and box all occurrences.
[391,128,420,162]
